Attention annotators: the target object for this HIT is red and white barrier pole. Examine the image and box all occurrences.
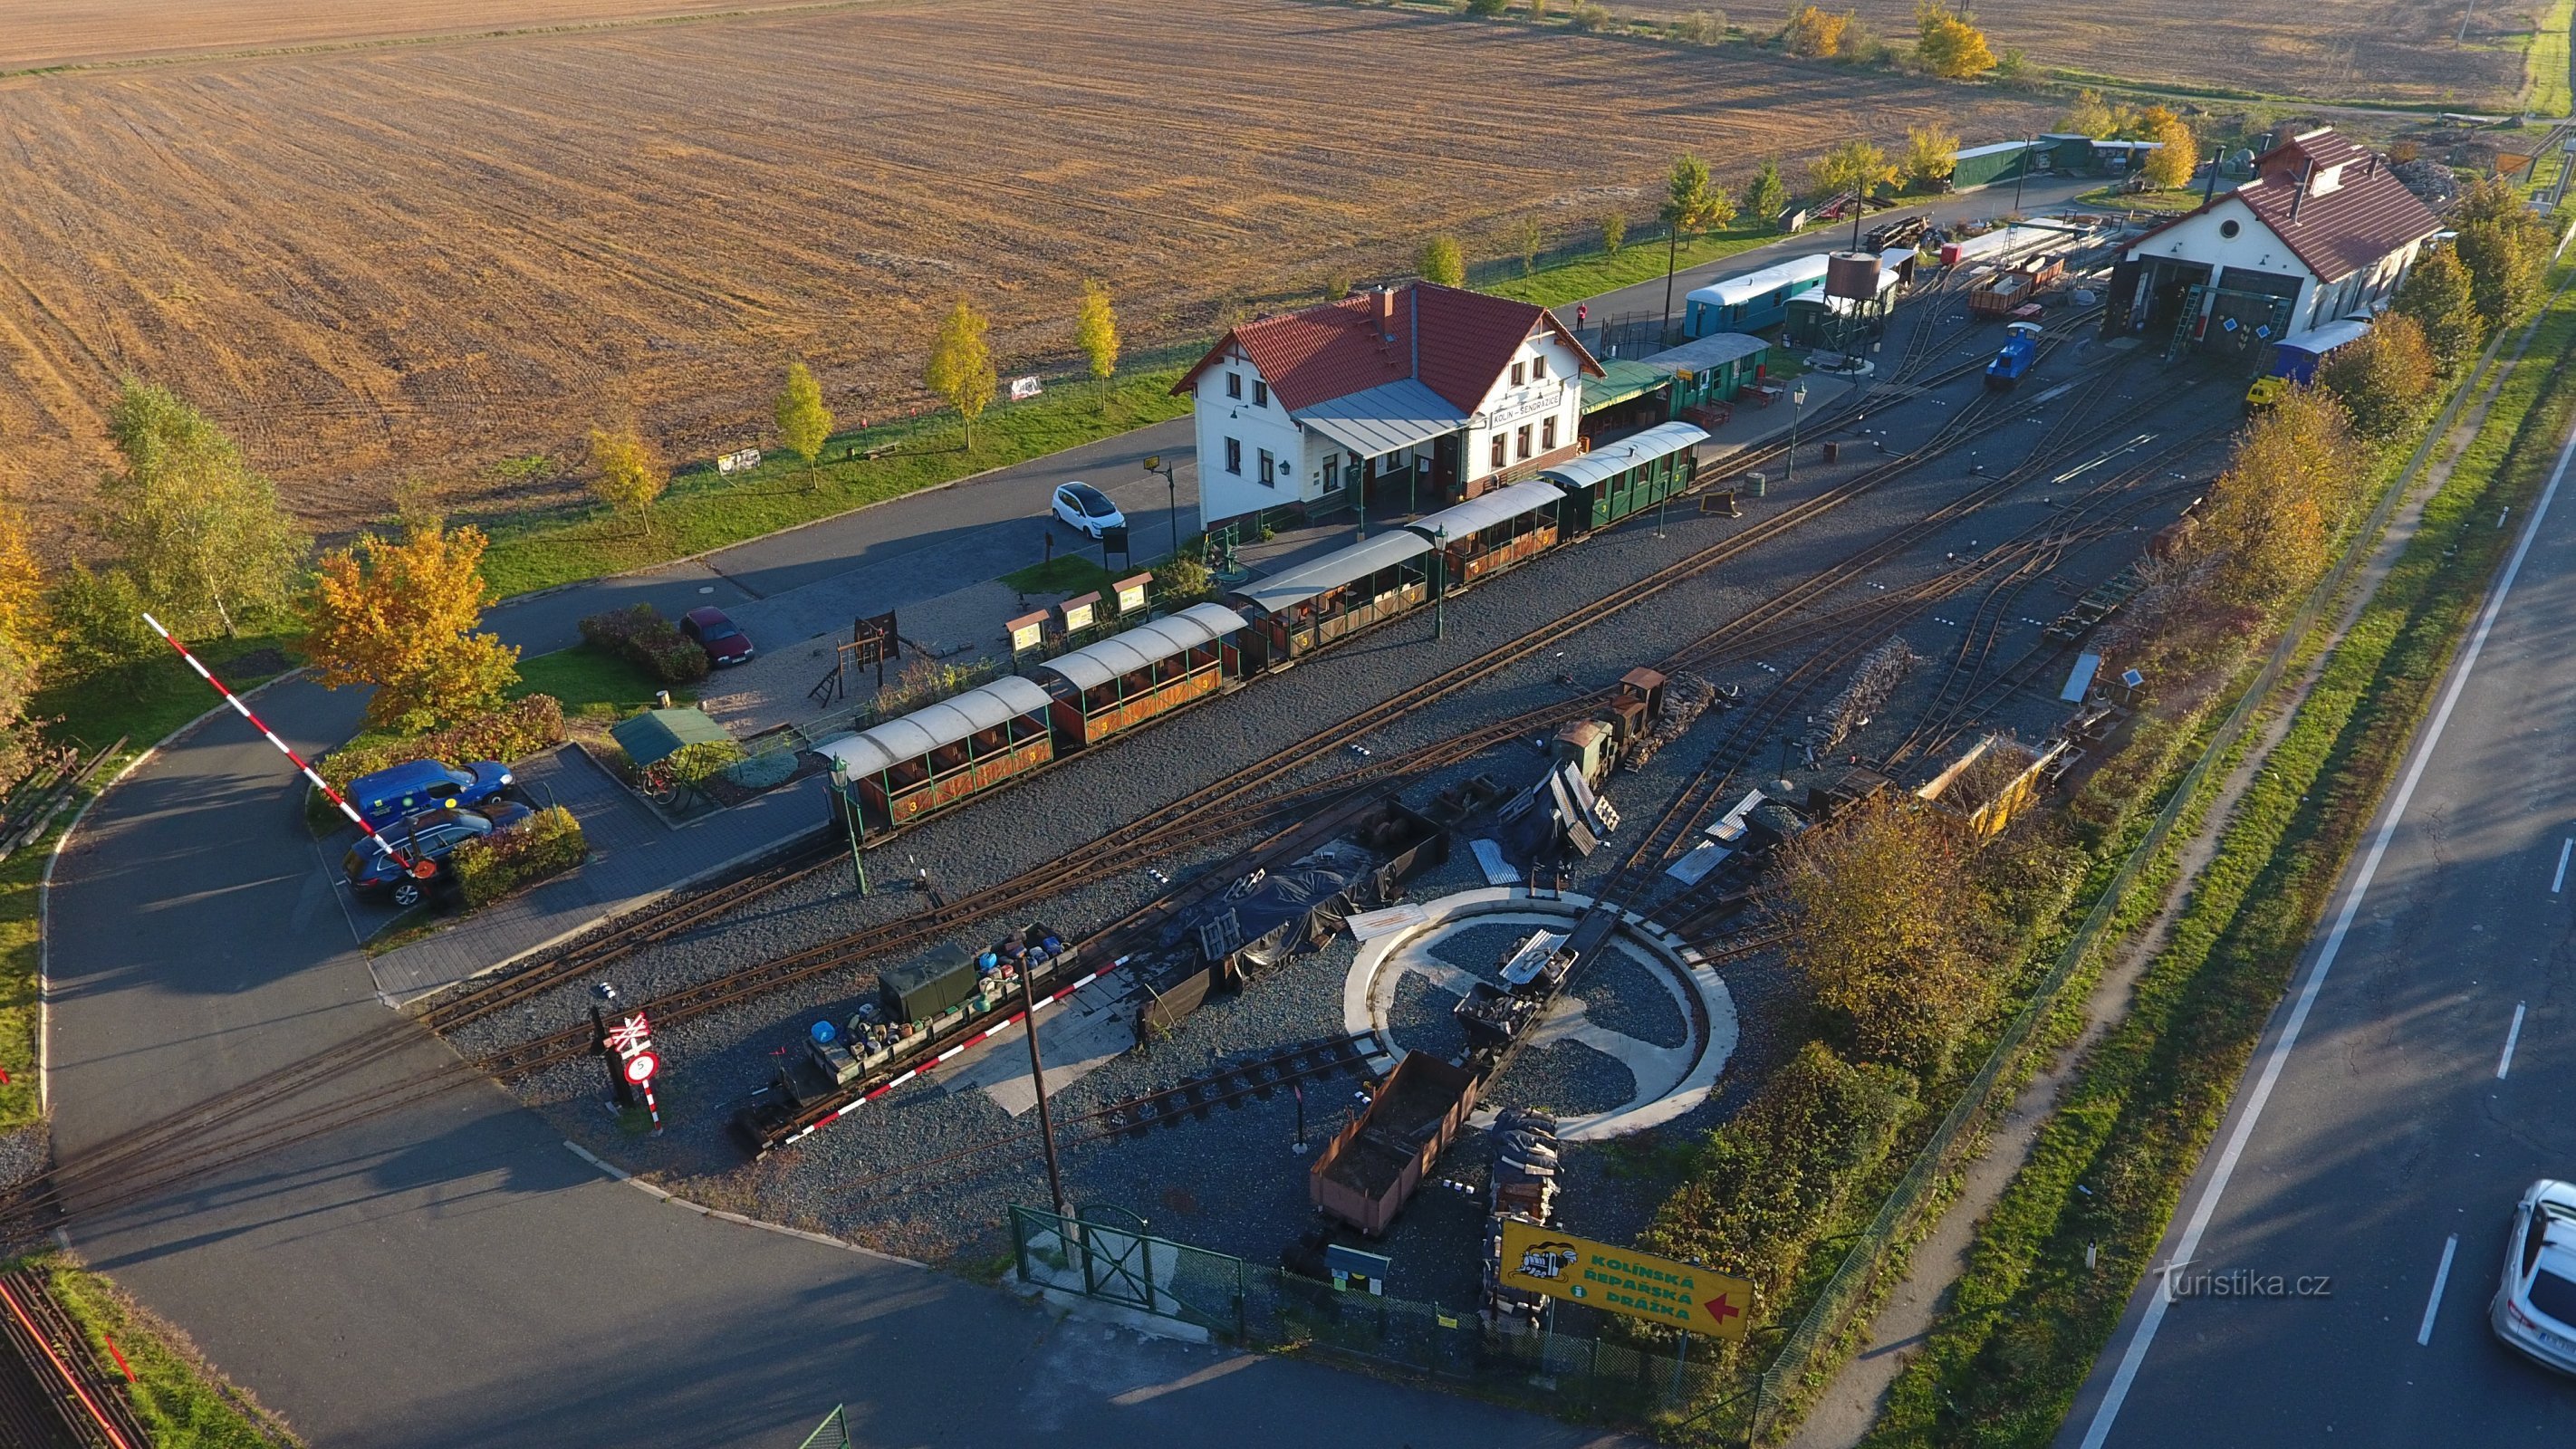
[140,613,425,873]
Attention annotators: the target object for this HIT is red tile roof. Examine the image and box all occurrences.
[1173,283,1601,414]
[2129,128,2441,284]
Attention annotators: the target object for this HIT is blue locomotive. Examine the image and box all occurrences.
[1985,321,2042,390]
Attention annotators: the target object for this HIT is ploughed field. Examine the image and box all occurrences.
[1620,0,2521,107]
[0,0,793,70]
[0,0,2045,537]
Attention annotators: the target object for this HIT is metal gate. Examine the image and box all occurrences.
[1078,1204,1155,1309]
[1010,1204,1248,1339]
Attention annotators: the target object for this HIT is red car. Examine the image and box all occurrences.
[681,606,755,667]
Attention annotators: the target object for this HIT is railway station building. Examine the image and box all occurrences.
[1177,282,1606,534]
[2104,128,2441,362]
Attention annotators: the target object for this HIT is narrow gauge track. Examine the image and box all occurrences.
[6,302,2133,1241]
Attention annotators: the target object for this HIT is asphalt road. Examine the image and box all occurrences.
[2056,409,2576,1444]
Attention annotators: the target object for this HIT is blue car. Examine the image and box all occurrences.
[343,802,533,908]
[347,757,514,831]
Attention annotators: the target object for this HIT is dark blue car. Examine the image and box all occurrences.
[347,757,514,832]
[343,802,533,908]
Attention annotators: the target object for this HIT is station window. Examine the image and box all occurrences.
[1257,447,1275,485]
[1225,437,1243,475]
[1253,379,1269,407]
[1511,360,1526,387]
[1490,435,1506,469]
[1542,417,1558,451]
[1226,373,1243,399]
[1532,356,1547,380]
[1324,455,1341,492]
[1515,425,1532,460]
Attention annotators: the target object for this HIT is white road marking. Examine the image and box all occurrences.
[2554,838,2571,893]
[2499,1003,2527,1080]
[2073,389,2576,1448]
[2417,1235,2459,1346]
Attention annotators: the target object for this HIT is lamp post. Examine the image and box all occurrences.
[830,768,869,896]
[1430,525,1449,639]
[1784,381,1809,493]
[1142,455,1179,562]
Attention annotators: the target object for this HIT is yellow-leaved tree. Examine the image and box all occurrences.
[1903,122,1960,189]
[303,518,522,733]
[1782,4,1849,56]
[925,298,998,450]
[774,360,834,492]
[1913,1,1994,78]
[1076,279,1120,381]
[2193,387,2362,606]
[587,423,668,528]
[1783,794,1991,1080]
[2139,105,2198,189]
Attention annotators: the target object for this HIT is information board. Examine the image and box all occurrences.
[1495,1219,1754,1338]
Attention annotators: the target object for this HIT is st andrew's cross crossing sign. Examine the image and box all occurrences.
[1495,1218,1753,1339]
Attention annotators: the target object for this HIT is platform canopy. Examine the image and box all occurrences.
[1232,532,1434,616]
[1293,378,1469,458]
[1537,421,1711,491]
[1038,602,1245,696]
[816,675,1053,779]
[1407,478,1565,542]
[1639,332,1768,373]
[1581,358,1673,411]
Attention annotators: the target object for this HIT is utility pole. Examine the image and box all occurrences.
[1142,455,1180,561]
[1660,226,1681,345]
[2012,135,2034,216]
[1021,957,1069,1217]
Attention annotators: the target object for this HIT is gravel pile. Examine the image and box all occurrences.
[0,1124,47,1193]
[484,357,2223,1281]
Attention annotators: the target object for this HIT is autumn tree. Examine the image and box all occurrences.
[2138,105,2198,189]
[1913,1,1994,77]
[1673,8,1727,43]
[50,563,160,686]
[96,380,309,638]
[1811,137,1898,248]
[925,298,999,449]
[2394,245,2485,372]
[1743,158,1790,226]
[774,360,834,492]
[1781,794,1991,1080]
[2455,178,2555,329]
[303,518,521,733]
[1075,279,1120,380]
[2318,312,2438,443]
[1902,121,1960,189]
[2194,387,2363,606]
[1514,216,1544,275]
[1600,211,1628,255]
[1782,4,1849,56]
[2058,88,2129,139]
[587,423,668,526]
[0,503,45,668]
[1659,151,1736,331]
[1417,235,1466,288]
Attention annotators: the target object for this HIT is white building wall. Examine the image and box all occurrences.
[1192,350,1311,527]
[1463,330,1587,488]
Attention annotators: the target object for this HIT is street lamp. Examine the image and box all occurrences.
[1142,455,1179,562]
[1784,381,1809,492]
[1429,525,1449,639]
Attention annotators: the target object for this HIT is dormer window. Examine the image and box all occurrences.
[2312,162,2347,195]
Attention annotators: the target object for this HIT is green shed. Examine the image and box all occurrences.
[1950,139,2036,191]
[1639,332,1770,413]
[609,706,732,770]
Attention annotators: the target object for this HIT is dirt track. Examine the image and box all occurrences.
[0,0,2048,539]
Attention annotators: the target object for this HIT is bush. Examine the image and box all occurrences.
[1672,8,1725,43]
[1566,1,1616,29]
[660,737,746,789]
[451,804,587,908]
[1157,553,1214,602]
[1639,1041,1916,1358]
[577,603,710,686]
[1465,0,1508,13]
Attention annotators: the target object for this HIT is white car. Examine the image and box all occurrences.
[2491,1177,2576,1374]
[1051,481,1126,540]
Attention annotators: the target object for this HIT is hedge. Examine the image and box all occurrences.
[578,603,710,686]
[316,695,566,793]
[451,804,588,909]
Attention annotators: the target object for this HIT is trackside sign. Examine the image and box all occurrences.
[1495,1219,1754,1339]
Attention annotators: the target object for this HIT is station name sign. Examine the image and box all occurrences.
[1495,1218,1753,1339]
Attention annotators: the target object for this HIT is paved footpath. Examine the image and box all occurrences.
[44,179,2091,1448]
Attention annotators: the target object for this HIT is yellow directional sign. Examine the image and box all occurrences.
[1495,1219,1754,1339]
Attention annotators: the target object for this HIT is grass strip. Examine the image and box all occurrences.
[2524,0,2575,118]
[473,371,1188,600]
[9,1252,300,1447]
[1864,283,2576,1446]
